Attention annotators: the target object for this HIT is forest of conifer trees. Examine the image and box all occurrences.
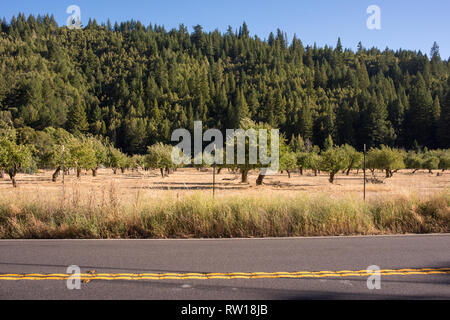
[0,14,449,155]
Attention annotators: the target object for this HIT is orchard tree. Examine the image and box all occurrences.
[107,147,127,175]
[88,136,108,177]
[320,146,350,184]
[68,138,97,178]
[367,146,405,178]
[33,128,76,182]
[0,137,33,187]
[120,156,134,174]
[422,155,440,174]
[438,152,450,172]
[304,151,322,176]
[145,143,174,178]
[296,152,308,175]
[342,144,363,175]
[224,118,282,185]
[405,152,424,174]
[279,146,297,178]
[131,154,146,171]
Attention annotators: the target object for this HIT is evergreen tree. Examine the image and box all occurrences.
[66,94,89,134]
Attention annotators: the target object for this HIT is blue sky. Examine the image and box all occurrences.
[1,0,449,59]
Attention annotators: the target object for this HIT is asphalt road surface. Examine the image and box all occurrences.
[0,234,449,300]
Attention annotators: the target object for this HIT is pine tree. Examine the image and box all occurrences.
[298,102,313,142]
[437,90,449,148]
[405,74,434,147]
[67,94,89,134]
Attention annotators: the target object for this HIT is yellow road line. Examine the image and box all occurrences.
[0,268,449,281]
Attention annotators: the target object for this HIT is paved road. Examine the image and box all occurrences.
[0,235,449,300]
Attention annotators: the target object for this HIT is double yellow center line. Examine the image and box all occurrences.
[0,268,449,281]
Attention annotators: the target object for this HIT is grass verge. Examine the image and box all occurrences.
[0,191,449,239]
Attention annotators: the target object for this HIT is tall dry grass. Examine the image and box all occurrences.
[0,183,448,239]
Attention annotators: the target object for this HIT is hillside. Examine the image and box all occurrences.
[0,14,449,154]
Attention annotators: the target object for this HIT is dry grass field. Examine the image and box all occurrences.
[0,168,448,239]
[0,168,448,204]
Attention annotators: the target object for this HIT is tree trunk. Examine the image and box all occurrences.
[287,170,291,178]
[121,168,125,174]
[299,167,303,175]
[256,174,265,186]
[92,168,98,177]
[12,176,17,188]
[241,169,249,183]
[0,169,4,179]
[329,172,336,184]
[113,168,117,175]
[346,168,351,176]
[314,169,318,177]
[8,169,17,188]
[52,166,61,182]
[217,167,222,174]
[76,168,82,178]
[160,168,165,178]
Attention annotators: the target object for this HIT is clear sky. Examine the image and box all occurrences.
[1,0,449,59]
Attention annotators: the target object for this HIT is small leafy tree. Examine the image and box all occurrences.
[296,152,308,175]
[405,152,423,174]
[192,152,212,171]
[131,154,146,171]
[319,146,350,184]
[37,128,76,182]
[422,155,440,174]
[224,119,280,185]
[0,137,33,187]
[279,146,297,178]
[145,143,174,178]
[121,156,134,174]
[438,152,450,172]
[108,147,127,175]
[342,144,363,175]
[68,138,97,178]
[89,137,108,176]
[304,152,322,176]
[367,146,405,178]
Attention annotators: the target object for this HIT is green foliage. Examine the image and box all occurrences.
[342,144,363,175]
[145,143,174,177]
[422,155,440,173]
[405,152,423,172]
[88,136,108,169]
[107,146,127,174]
[67,138,97,176]
[438,153,450,171]
[131,154,146,170]
[0,137,33,186]
[279,146,297,177]
[367,146,405,177]
[319,146,350,183]
[0,14,448,154]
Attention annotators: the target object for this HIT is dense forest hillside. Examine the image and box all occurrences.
[0,14,449,154]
